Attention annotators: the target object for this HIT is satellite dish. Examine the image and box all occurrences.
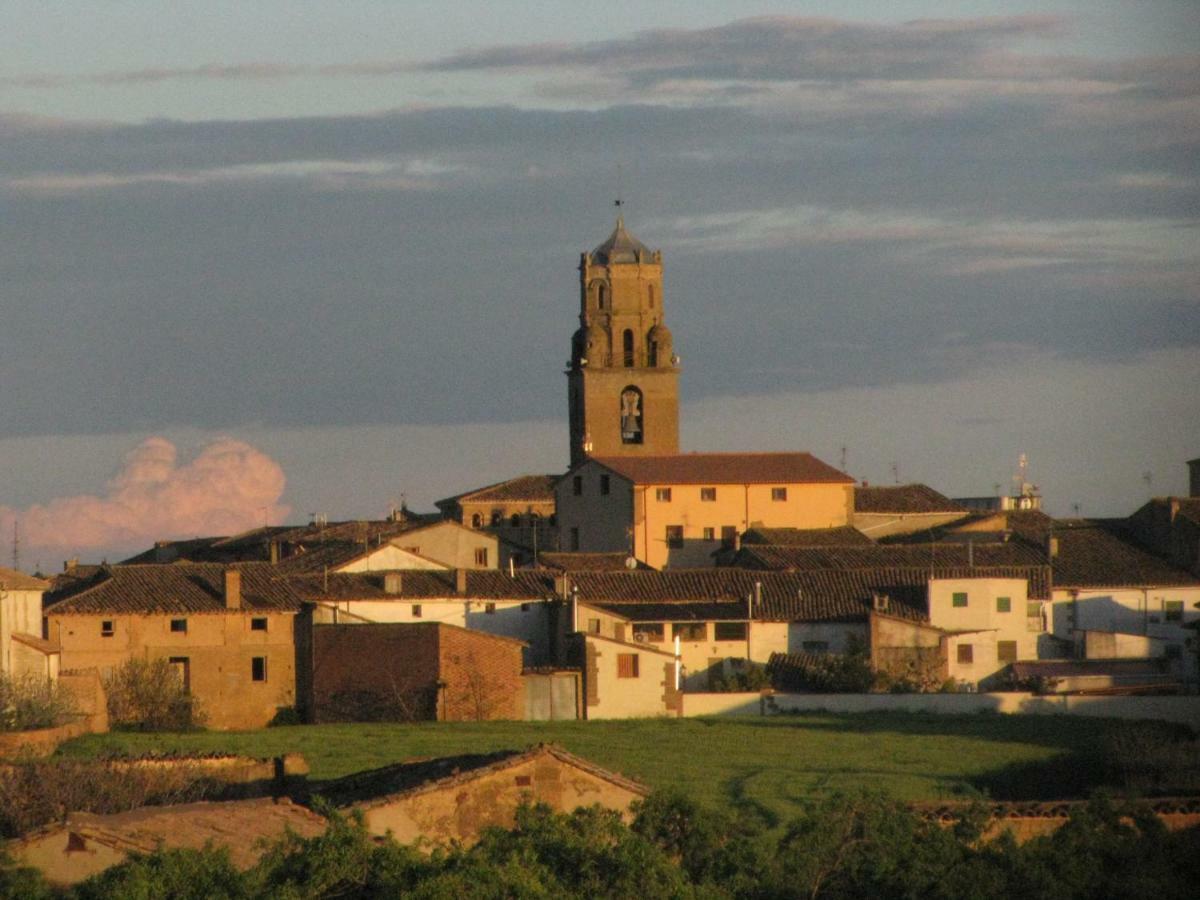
[624,556,638,570]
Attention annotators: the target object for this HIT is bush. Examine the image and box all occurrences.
[0,757,218,838]
[104,659,205,731]
[0,673,75,732]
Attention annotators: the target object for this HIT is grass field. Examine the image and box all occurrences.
[57,711,1162,823]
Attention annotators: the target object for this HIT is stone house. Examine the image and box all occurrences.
[44,563,301,730]
[436,474,560,564]
[319,744,648,846]
[12,798,325,886]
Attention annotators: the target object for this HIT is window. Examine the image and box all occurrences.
[633,623,664,642]
[702,527,716,541]
[648,285,655,308]
[655,487,672,502]
[169,618,187,633]
[251,657,267,682]
[101,620,114,637]
[515,775,532,787]
[510,514,521,527]
[700,487,717,502]
[168,656,189,689]
[471,513,482,528]
[475,547,489,566]
[996,596,1011,613]
[952,592,968,608]
[587,618,601,634]
[597,283,608,310]
[572,476,583,496]
[714,622,748,641]
[771,487,788,501]
[600,474,610,495]
[485,602,496,615]
[666,525,684,548]
[623,329,635,367]
[617,653,640,678]
[620,386,643,444]
[250,617,268,631]
[1165,600,1184,622]
[956,644,974,664]
[721,526,737,548]
[491,511,502,526]
[673,622,707,641]
[570,527,580,551]
[997,640,1018,663]
[802,641,830,653]
[411,604,422,618]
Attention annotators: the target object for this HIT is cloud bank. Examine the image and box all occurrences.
[0,437,289,559]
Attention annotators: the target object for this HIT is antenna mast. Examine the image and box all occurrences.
[11,520,19,572]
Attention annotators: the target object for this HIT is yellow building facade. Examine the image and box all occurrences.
[556,453,855,570]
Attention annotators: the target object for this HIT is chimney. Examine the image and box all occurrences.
[1047,536,1059,558]
[554,574,572,600]
[872,592,890,613]
[269,540,280,565]
[384,572,403,595]
[224,568,242,610]
[455,568,468,596]
[63,557,78,573]
[967,540,974,567]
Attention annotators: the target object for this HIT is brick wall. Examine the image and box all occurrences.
[306,622,525,723]
[438,626,524,721]
[309,623,441,722]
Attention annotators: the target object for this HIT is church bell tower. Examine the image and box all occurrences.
[567,215,680,467]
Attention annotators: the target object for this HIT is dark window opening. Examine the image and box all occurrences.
[666,525,684,548]
[700,487,716,502]
[250,617,268,631]
[412,605,422,618]
[633,623,664,642]
[475,548,489,566]
[771,487,788,501]
[572,476,583,496]
[471,513,483,528]
[101,620,114,637]
[170,618,187,633]
[714,622,748,641]
[600,474,610,495]
[957,644,973,664]
[998,640,1017,663]
[673,622,707,642]
[485,602,496,614]
[251,657,267,682]
[623,329,635,367]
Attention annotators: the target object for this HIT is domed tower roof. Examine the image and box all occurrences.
[590,216,652,266]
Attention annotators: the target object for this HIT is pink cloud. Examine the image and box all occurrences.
[0,437,290,559]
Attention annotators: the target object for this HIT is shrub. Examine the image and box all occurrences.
[104,658,205,731]
[0,757,218,838]
[0,673,75,732]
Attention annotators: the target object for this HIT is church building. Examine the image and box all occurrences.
[557,216,854,569]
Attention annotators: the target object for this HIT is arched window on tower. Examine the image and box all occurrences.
[620,386,644,445]
[648,285,655,308]
[623,329,635,367]
[649,339,659,367]
[471,513,482,528]
[597,283,608,310]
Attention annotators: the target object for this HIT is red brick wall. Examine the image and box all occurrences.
[438,626,524,721]
[310,623,440,722]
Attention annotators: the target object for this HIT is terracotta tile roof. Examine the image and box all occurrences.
[732,541,1046,571]
[0,567,50,590]
[537,552,651,571]
[288,570,552,601]
[586,600,749,622]
[44,563,303,615]
[854,484,967,514]
[1050,522,1200,588]
[448,475,560,505]
[741,526,873,546]
[318,744,647,809]
[587,452,853,485]
[561,569,941,621]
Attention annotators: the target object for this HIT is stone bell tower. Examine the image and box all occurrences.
[567,216,680,467]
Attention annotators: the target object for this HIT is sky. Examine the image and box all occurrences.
[1,2,1197,568]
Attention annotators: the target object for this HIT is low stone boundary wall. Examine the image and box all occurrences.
[681,691,1200,731]
[0,718,92,759]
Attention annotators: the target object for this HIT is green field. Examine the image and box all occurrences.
[58,711,1168,822]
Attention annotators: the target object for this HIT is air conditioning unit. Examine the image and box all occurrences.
[633,632,647,643]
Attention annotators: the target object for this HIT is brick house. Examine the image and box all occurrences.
[297,618,527,722]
